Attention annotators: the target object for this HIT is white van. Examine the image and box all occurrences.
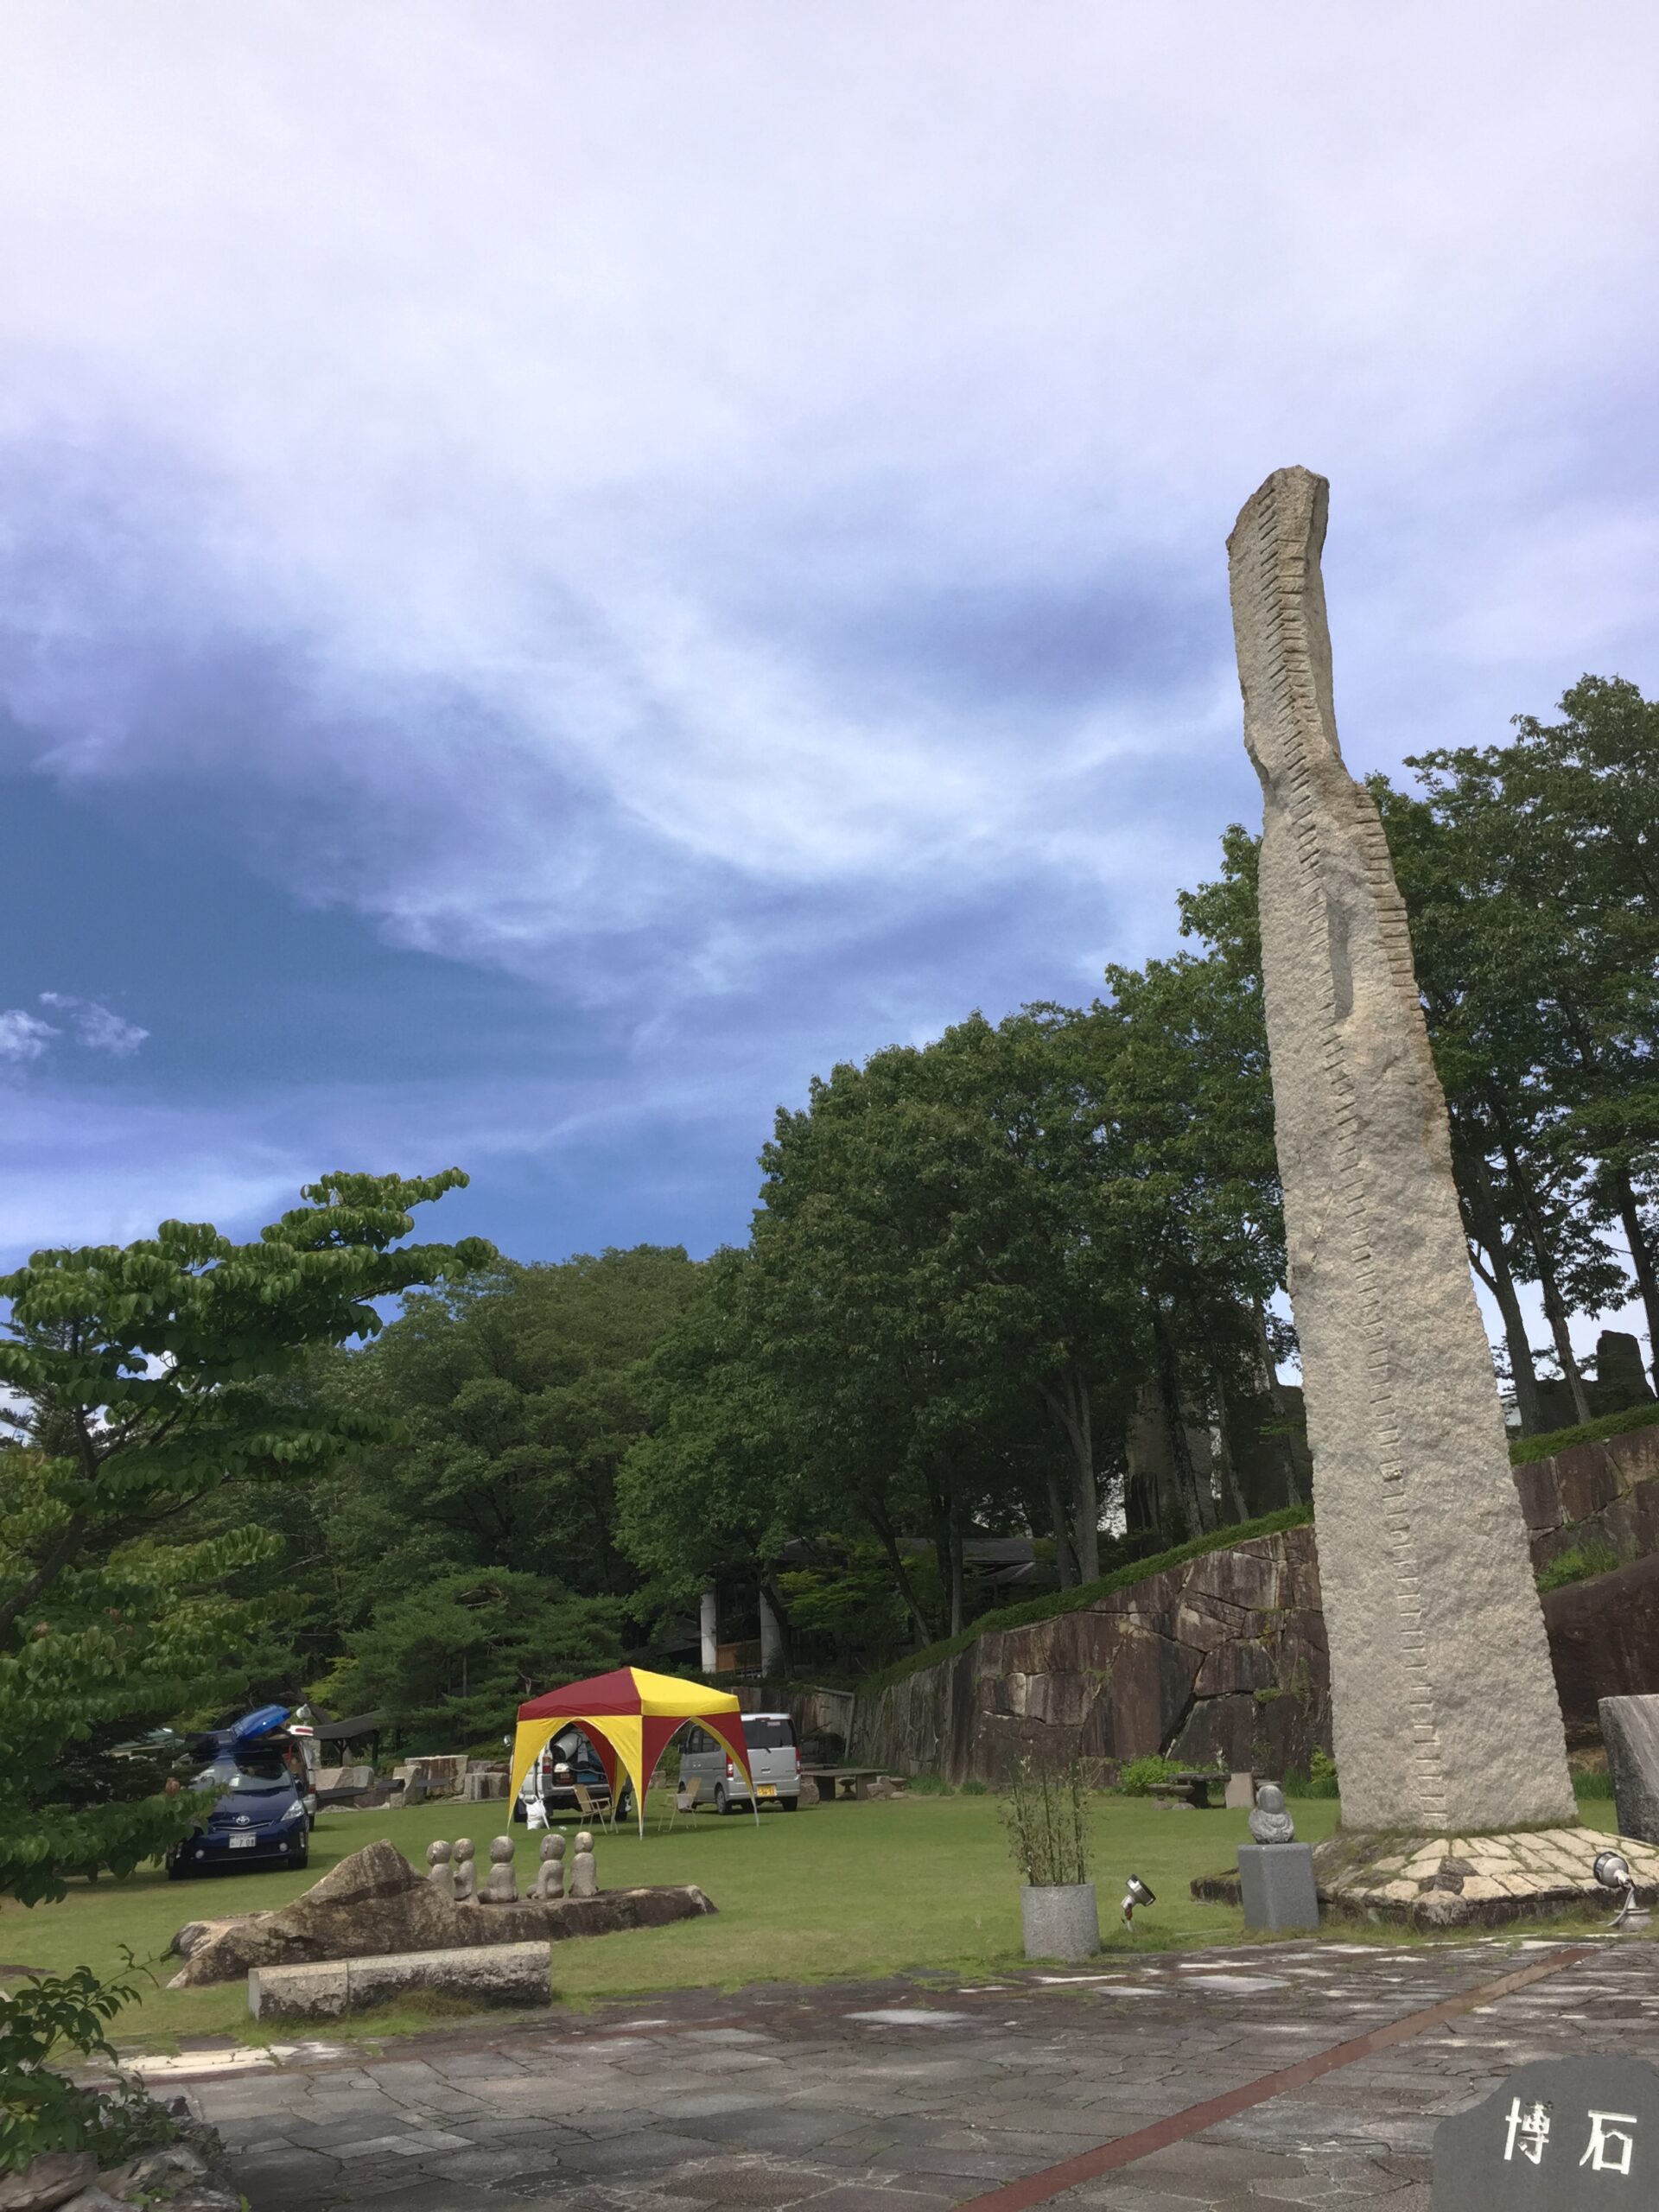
[678,1712,800,1813]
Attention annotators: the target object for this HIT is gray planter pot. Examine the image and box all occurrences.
[1020,1879,1099,1961]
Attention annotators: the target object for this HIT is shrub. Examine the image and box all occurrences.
[959,1777,988,1796]
[1573,1766,1615,1801]
[0,1961,167,2176]
[1000,1757,1091,1888]
[905,1773,951,1795]
[1281,1748,1339,1798]
[1116,1754,1179,1796]
[1535,1541,1620,1593]
[1302,1748,1339,1798]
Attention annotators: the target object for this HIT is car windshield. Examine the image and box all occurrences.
[742,1718,795,1750]
[194,1757,290,1793]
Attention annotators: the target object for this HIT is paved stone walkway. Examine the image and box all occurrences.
[168,1936,1659,2212]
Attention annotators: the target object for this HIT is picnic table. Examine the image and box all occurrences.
[802,1766,892,1802]
[1148,1770,1226,1809]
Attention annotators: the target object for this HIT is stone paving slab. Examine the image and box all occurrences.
[172,1936,1659,2210]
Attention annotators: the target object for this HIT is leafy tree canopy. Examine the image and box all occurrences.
[0,1169,493,1903]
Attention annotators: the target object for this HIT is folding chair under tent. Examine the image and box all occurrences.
[511,1666,759,1836]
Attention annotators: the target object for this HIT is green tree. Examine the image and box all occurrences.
[310,1247,702,1613]
[308,1568,624,1750]
[745,1038,1063,1636]
[0,1170,492,1904]
[1407,675,1659,1399]
[616,1246,821,1643]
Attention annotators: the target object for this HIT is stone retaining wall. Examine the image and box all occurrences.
[849,1523,1330,1786]
[848,1418,1659,1782]
[1512,1417,1659,1572]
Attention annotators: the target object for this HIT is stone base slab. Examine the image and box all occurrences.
[1192,1824,1659,1928]
[248,1942,550,2020]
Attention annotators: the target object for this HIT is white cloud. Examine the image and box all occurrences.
[0,0,1653,995]
[38,994,149,1057]
[0,1010,58,1063]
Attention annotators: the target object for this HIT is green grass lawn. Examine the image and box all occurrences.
[0,1789,1618,2052]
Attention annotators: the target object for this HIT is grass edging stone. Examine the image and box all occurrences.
[857,1503,1314,1701]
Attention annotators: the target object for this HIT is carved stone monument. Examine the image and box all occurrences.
[480,1835,518,1904]
[451,1837,477,1904]
[1247,1783,1295,1846]
[425,1839,454,1901]
[569,1830,597,1899]
[1228,465,1575,1842]
[529,1833,565,1901]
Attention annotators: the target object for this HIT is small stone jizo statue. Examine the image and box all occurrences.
[425,1838,454,1901]
[480,1834,518,1904]
[530,1833,565,1901]
[1248,1783,1296,1845]
[451,1835,477,1903]
[569,1828,597,1899]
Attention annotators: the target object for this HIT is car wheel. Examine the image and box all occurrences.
[292,1853,308,1873]
[779,1796,799,1811]
[511,1799,526,1824]
[715,1784,730,1816]
[166,1856,189,1881]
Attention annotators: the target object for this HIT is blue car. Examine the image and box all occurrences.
[166,1747,311,1879]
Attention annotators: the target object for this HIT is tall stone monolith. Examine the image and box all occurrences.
[1228,465,1575,1836]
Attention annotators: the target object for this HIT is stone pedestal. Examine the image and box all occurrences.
[1238,1843,1319,1932]
[1599,1694,1659,1843]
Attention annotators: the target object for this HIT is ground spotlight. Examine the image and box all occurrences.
[1121,1875,1155,1927]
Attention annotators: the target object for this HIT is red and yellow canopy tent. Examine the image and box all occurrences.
[512,1667,756,1835]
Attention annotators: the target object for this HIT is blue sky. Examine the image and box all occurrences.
[1,4,1656,1275]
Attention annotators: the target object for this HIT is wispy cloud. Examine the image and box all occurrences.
[38,993,149,1057]
[0,1010,57,1064]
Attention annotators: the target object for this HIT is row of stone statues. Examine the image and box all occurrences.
[426,1831,597,1904]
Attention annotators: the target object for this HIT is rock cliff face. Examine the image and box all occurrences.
[847,1419,1659,1783]
[1513,1418,1659,1573]
[849,1524,1330,1786]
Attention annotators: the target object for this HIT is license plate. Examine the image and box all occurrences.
[228,1834,257,1848]
[758,1785,777,1797]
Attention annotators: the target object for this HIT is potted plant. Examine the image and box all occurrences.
[1001,1756,1098,1961]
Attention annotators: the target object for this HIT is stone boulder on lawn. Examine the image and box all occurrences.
[168,1840,715,1986]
